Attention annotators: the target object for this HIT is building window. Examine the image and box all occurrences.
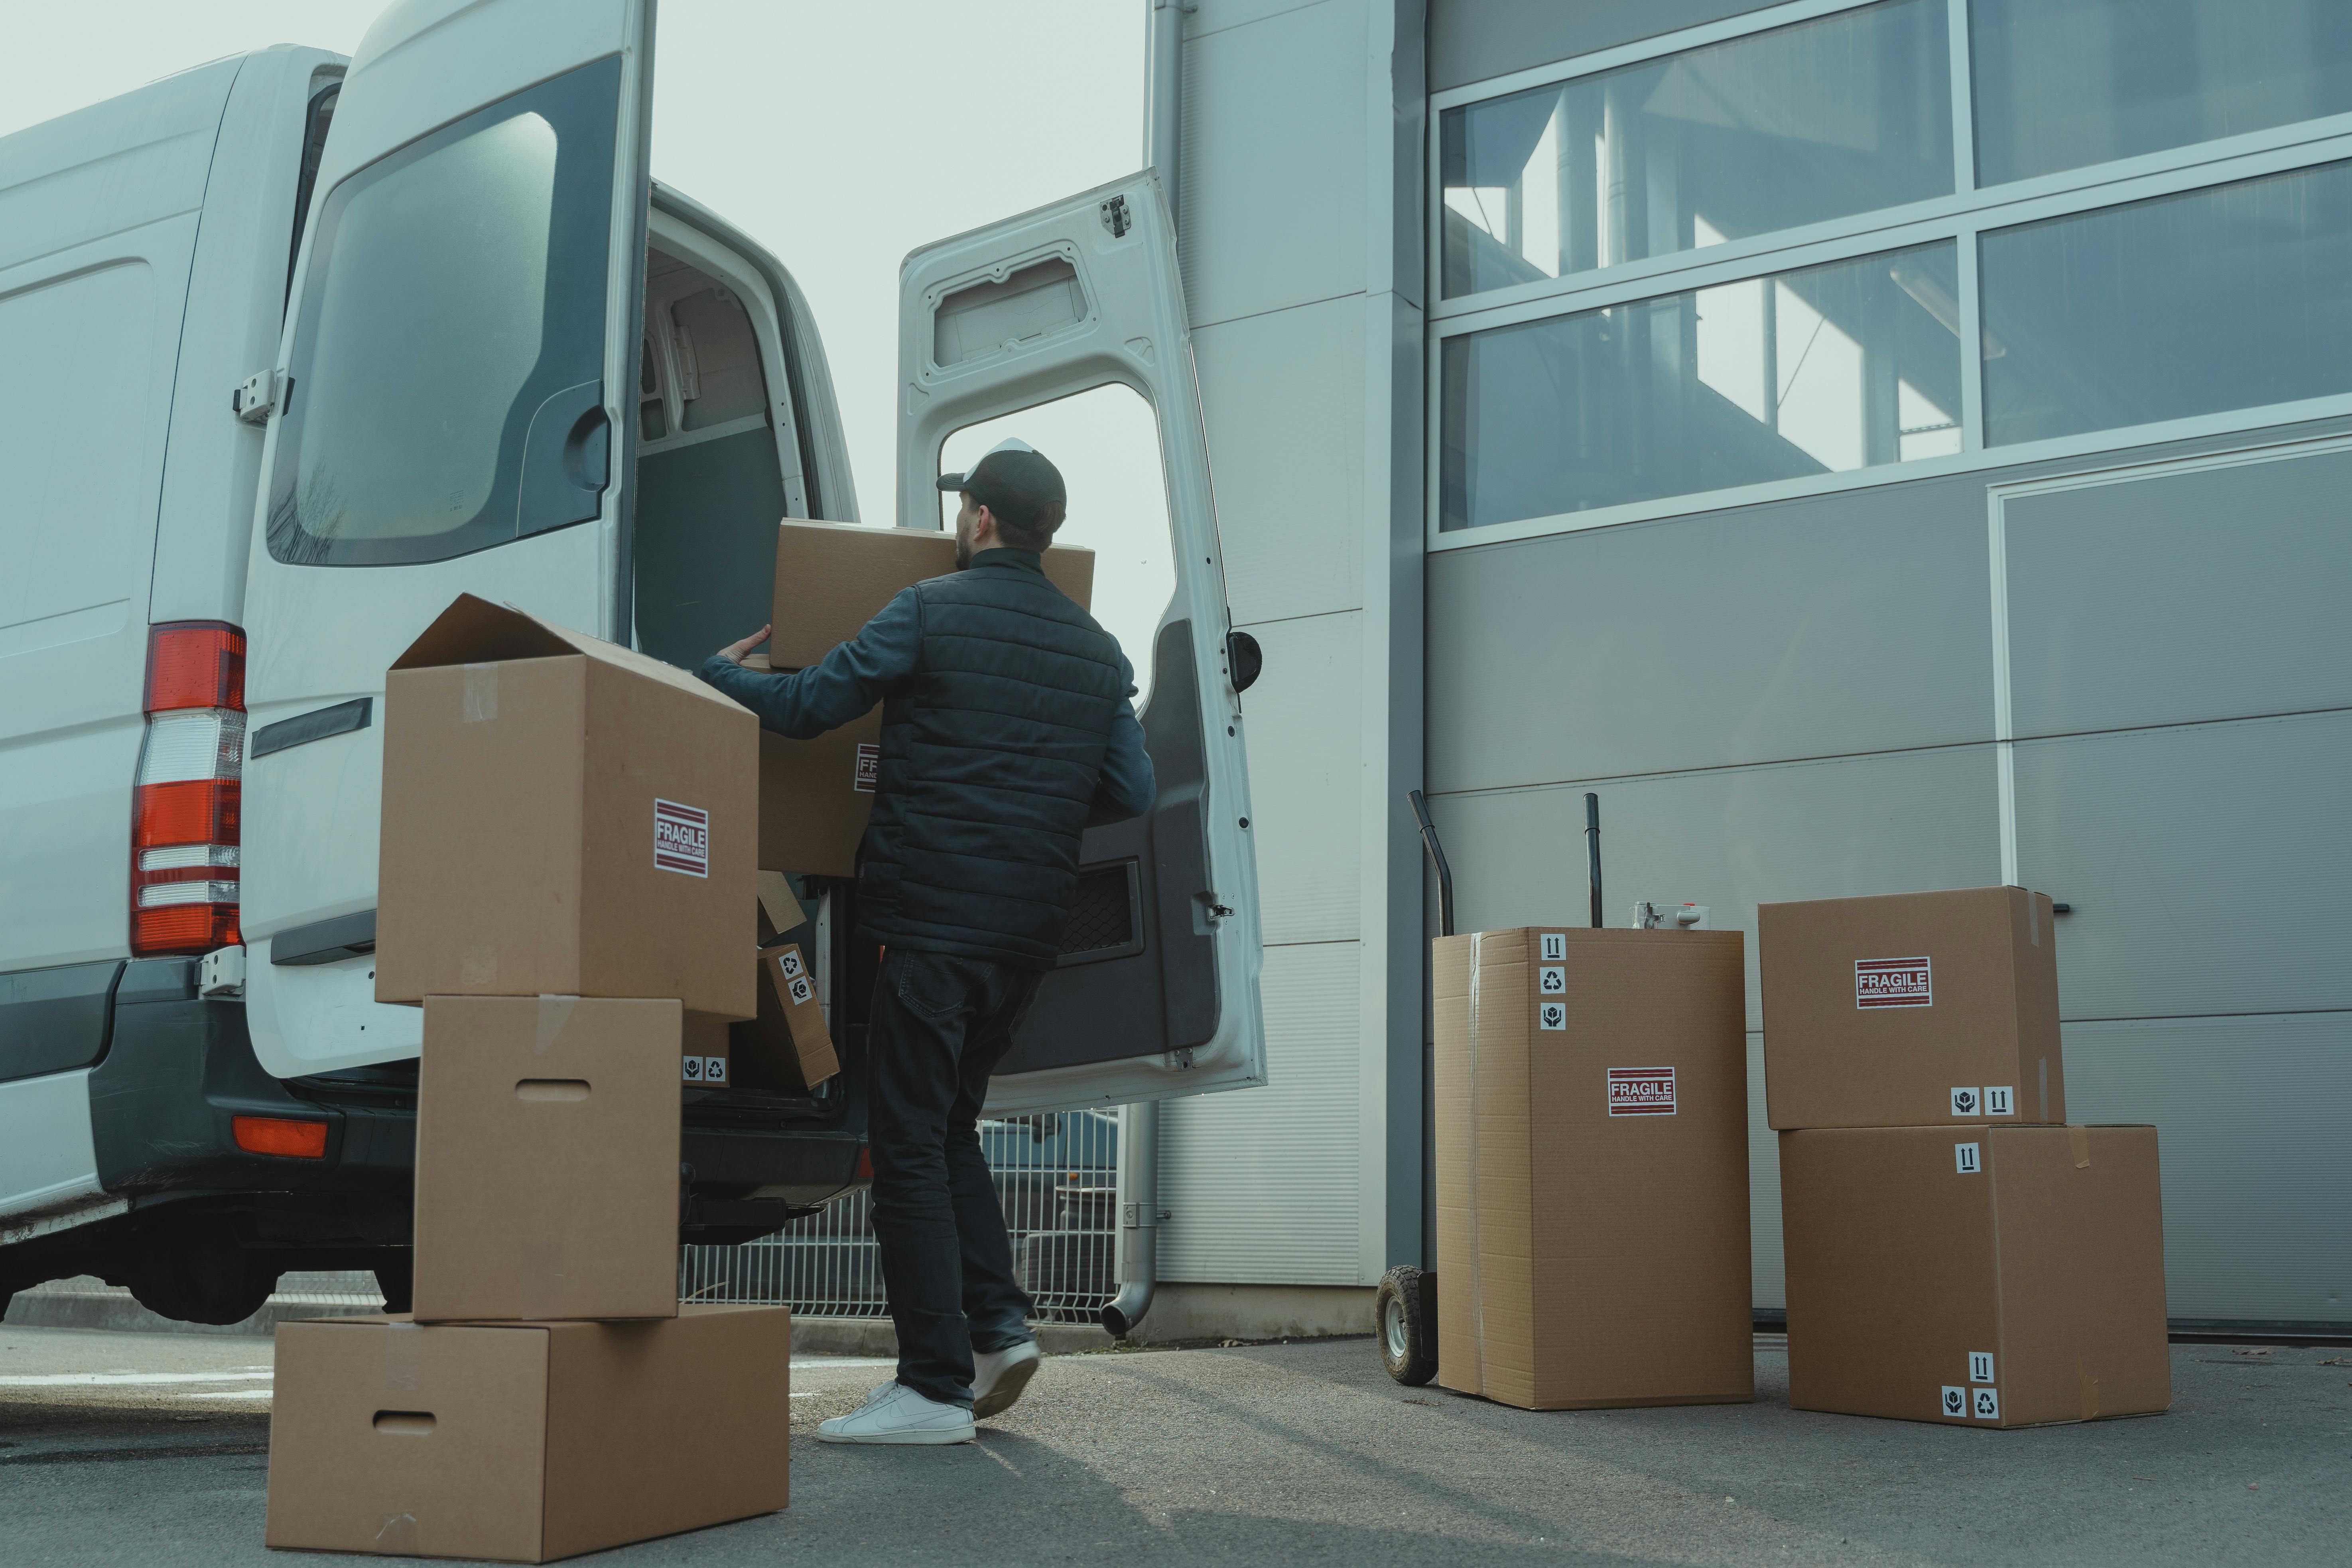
[1439,0,1951,301]
[1970,0,2352,187]
[1440,244,1958,530]
[1430,0,2352,545]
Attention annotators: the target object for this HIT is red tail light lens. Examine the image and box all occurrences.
[132,624,246,957]
[145,622,245,712]
[233,1115,328,1158]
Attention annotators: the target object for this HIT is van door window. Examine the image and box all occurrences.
[265,57,621,567]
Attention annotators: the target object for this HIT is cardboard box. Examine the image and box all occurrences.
[1432,926,1753,1411]
[1761,886,2065,1130]
[265,1304,790,1562]
[1781,1124,2169,1428]
[740,933,838,1091]
[682,1011,729,1089]
[754,522,1093,876]
[375,594,758,1018]
[412,997,681,1323]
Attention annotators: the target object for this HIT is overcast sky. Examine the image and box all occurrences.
[1,1,1175,680]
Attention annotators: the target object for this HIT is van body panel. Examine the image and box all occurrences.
[0,1070,104,1230]
[150,47,348,626]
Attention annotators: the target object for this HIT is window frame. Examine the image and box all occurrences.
[1428,0,2352,552]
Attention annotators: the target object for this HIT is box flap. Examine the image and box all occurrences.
[392,593,748,712]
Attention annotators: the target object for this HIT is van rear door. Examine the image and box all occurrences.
[897,174,1267,1113]
[238,0,656,1077]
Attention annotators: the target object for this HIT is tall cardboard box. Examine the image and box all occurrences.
[1432,927,1752,1410]
[1781,1124,2169,1428]
[740,933,838,1091]
[755,521,1094,877]
[376,594,757,1018]
[1761,886,2065,1129]
[265,1304,790,1562]
[411,998,682,1323]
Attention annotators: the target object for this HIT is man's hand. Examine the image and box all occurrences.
[715,624,772,667]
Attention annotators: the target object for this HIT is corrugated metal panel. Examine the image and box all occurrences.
[2014,711,2352,1021]
[1425,743,2003,1030]
[2004,445,2352,739]
[2064,1011,2352,1324]
[1195,298,1366,627]
[1237,610,1363,944]
[1160,940,1365,1284]
[1178,0,1366,329]
[1426,474,1995,794]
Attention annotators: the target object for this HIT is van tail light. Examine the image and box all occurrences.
[132,622,246,956]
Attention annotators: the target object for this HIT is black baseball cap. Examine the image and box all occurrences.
[936,438,1066,532]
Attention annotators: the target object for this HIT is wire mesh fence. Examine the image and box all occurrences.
[678,1109,1119,1324]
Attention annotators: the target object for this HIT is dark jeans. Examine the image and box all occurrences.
[865,947,1042,1406]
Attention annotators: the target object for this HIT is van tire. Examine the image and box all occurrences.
[1375,1265,1437,1385]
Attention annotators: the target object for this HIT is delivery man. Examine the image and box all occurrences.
[698,439,1154,1445]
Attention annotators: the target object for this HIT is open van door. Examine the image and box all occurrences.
[239,0,655,1077]
[898,174,1266,1113]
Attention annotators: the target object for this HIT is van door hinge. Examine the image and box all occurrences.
[232,368,286,424]
[198,944,246,998]
[1099,195,1132,238]
[1195,891,1233,921]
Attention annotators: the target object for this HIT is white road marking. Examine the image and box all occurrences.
[0,1371,274,1387]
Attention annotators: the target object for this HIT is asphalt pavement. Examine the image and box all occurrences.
[2,1324,2345,1566]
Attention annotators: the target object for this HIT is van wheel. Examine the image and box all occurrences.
[1375,1265,1437,1385]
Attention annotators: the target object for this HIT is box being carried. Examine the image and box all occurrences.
[1432,926,1752,1411]
[265,1305,790,1562]
[1781,1124,2169,1428]
[756,520,1094,877]
[411,997,683,1324]
[1761,886,2065,1130]
[375,595,757,1019]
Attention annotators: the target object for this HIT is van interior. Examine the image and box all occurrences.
[630,244,800,671]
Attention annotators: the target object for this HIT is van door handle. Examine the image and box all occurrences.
[516,380,608,538]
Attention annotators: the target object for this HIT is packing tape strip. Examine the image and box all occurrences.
[460,944,499,989]
[462,662,498,723]
[1465,930,1486,1397]
[2068,1125,2091,1169]
[383,1321,422,1392]
[534,994,579,1056]
[520,1237,563,1320]
[2078,1363,2100,1421]
[376,1514,420,1554]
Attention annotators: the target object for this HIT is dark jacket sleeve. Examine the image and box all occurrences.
[695,587,923,737]
[1087,651,1156,825]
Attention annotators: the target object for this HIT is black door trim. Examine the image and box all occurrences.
[270,910,377,967]
[250,697,372,759]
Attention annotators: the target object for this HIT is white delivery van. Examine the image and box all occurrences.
[0,0,1262,1326]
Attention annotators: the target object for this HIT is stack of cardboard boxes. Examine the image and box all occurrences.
[1763,887,2171,1429]
[1430,925,1754,1410]
[264,597,794,1562]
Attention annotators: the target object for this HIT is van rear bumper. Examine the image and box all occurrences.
[84,957,865,1237]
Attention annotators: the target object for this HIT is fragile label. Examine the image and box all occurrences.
[1950,1086,1983,1117]
[1856,955,1932,1009]
[1607,1066,1676,1116]
[1969,1351,1995,1384]
[776,949,805,982]
[853,743,881,793]
[787,973,815,1007]
[1939,1385,1968,1419]
[1539,932,1567,961]
[1538,965,1566,995]
[1954,1141,1981,1174]
[654,799,710,878]
[1537,1000,1567,1031]
[682,1054,727,1085]
[1972,1387,2000,1420]
[1984,1085,2014,1116]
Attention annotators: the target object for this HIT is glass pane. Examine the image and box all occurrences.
[1438,0,1952,299]
[1981,160,2352,445]
[1971,0,2352,187]
[1440,242,1961,530]
[939,385,1174,706]
[267,59,621,567]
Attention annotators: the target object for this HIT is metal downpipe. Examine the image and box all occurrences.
[1104,0,1189,1342]
[1102,1098,1160,1337]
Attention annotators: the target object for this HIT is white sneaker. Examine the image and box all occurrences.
[971,1341,1041,1420]
[816,1380,975,1445]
